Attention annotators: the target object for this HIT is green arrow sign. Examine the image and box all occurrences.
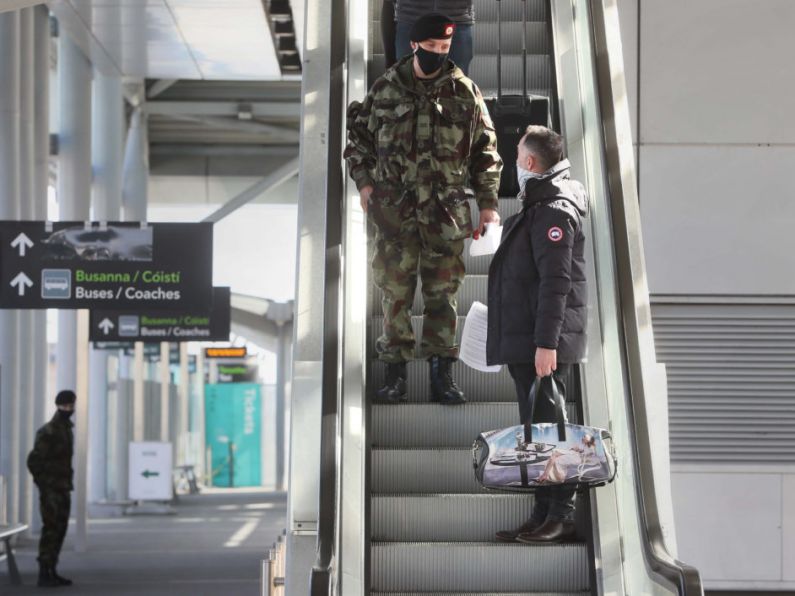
[141,469,160,479]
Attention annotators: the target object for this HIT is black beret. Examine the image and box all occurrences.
[55,390,77,405]
[410,13,456,43]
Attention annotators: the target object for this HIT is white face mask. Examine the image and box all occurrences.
[517,163,543,191]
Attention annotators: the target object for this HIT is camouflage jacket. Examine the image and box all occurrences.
[27,412,74,491]
[344,56,503,213]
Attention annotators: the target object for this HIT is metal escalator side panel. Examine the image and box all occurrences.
[547,0,704,592]
[588,1,703,593]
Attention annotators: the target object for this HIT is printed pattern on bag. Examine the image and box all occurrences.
[474,422,616,490]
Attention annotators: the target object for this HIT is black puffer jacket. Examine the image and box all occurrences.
[486,159,589,365]
[395,0,474,24]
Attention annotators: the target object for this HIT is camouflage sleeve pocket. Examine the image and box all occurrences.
[435,100,473,158]
[434,187,474,242]
[374,102,414,154]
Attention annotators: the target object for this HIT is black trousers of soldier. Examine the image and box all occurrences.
[38,488,71,566]
[507,362,577,523]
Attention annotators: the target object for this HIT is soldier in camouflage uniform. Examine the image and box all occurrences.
[27,390,76,587]
[345,13,503,404]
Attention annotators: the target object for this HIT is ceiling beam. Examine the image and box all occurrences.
[147,79,179,99]
[149,144,298,157]
[167,114,299,143]
[1,1,44,12]
[202,156,300,224]
[145,100,300,119]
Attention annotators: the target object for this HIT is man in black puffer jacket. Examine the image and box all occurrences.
[487,125,589,544]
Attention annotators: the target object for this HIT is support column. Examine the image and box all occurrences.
[56,31,92,547]
[30,3,50,535]
[56,33,92,389]
[18,6,35,530]
[88,72,123,506]
[178,344,189,464]
[160,342,170,442]
[0,10,21,525]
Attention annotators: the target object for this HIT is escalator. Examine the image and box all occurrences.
[290,0,704,594]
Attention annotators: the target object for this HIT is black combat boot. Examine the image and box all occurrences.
[52,566,73,586]
[37,563,60,588]
[428,356,466,405]
[376,362,407,403]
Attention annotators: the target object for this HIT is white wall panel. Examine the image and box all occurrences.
[672,470,782,582]
[640,0,795,144]
[616,0,638,144]
[785,475,795,581]
[640,144,795,295]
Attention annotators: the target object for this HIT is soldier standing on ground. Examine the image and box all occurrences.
[27,390,76,588]
[345,13,503,405]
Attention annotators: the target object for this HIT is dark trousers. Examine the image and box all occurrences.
[395,22,474,76]
[38,488,70,566]
[507,362,577,522]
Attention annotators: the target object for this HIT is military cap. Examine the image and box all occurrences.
[410,13,456,42]
[55,390,77,405]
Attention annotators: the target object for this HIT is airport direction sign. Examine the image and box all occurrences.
[0,221,213,310]
[89,287,231,342]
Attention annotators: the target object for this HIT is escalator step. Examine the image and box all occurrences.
[371,403,578,448]
[374,592,587,596]
[373,494,590,543]
[473,0,548,22]
[369,355,516,403]
[373,493,535,542]
[371,542,589,593]
[372,448,481,493]
[474,22,551,55]
[470,55,552,97]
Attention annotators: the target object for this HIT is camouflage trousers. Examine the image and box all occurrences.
[372,217,465,363]
[37,488,70,566]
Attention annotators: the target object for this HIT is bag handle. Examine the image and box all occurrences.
[523,374,567,444]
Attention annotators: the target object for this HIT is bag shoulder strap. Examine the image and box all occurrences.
[523,374,567,444]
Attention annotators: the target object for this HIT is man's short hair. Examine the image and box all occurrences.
[521,125,564,171]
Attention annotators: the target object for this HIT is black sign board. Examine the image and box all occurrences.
[89,287,230,343]
[217,363,258,383]
[0,221,213,310]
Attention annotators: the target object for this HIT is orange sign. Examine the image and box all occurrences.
[205,347,247,359]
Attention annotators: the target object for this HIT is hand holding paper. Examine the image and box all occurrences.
[469,222,503,257]
[460,301,502,373]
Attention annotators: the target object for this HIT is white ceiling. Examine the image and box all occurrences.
[48,0,286,80]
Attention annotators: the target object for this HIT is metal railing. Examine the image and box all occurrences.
[587,0,703,593]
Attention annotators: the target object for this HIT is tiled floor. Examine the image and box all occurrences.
[3,488,287,595]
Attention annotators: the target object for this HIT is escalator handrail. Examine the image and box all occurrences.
[309,0,349,592]
[588,0,703,593]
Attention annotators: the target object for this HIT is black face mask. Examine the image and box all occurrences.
[414,46,448,76]
[58,409,73,420]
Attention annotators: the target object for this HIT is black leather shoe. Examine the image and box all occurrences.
[37,563,60,588]
[53,567,73,586]
[516,519,576,543]
[428,356,465,405]
[495,518,543,542]
[376,362,407,403]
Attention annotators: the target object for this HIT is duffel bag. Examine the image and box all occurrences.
[473,375,617,491]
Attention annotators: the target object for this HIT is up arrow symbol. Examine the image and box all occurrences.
[10,272,33,296]
[98,318,115,335]
[10,233,34,257]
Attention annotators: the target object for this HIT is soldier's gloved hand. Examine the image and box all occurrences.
[359,185,373,214]
[474,208,500,239]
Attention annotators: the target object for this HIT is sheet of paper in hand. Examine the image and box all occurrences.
[469,222,503,257]
[460,301,501,373]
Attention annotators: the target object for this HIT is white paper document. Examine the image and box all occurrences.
[469,222,503,257]
[460,301,502,373]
